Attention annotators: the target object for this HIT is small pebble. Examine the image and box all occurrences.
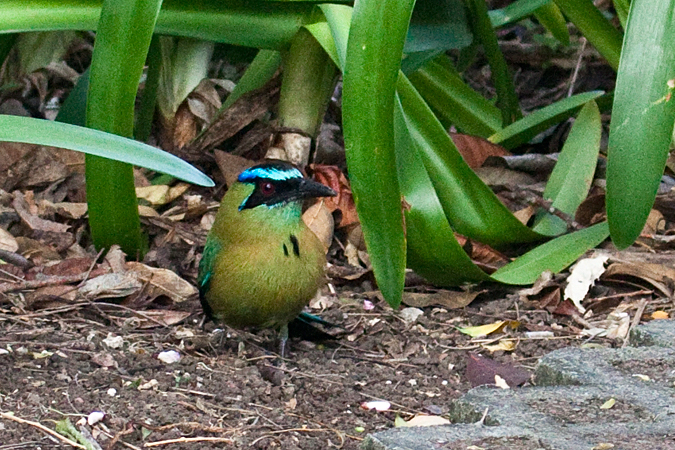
[157,350,181,364]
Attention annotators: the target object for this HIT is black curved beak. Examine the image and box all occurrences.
[298,178,337,199]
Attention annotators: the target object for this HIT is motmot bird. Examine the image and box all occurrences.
[198,160,336,357]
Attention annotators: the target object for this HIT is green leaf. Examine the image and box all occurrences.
[606,0,675,249]
[84,0,163,255]
[221,49,281,110]
[57,68,89,127]
[612,0,629,29]
[0,33,17,67]
[394,92,489,286]
[534,2,569,45]
[554,0,623,70]
[404,0,472,52]
[342,0,414,308]
[156,37,214,120]
[492,222,609,284]
[408,55,502,137]
[397,73,542,247]
[0,0,317,51]
[465,0,521,125]
[488,90,604,149]
[0,115,213,187]
[318,4,352,70]
[135,35,161,142]
[533,100,601,235]
[489,0,551,28]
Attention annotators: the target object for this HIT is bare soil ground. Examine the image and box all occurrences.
[0,286,602,450]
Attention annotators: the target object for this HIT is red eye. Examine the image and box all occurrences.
[261,182,275,196]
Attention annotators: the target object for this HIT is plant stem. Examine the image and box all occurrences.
[274,28,337,166]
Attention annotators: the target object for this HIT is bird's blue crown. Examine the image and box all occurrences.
[238,164,303,183]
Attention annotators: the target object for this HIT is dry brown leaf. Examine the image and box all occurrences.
[465,353,530,387]
[0,227,18,252]
[125,261,197,303]
[450,133,510,169]
[91,352,117,368]
[78,273,143,299]
[311,164,359,229]
[54,202,87,219]
[166,183,190,203]
[136,185,169,206]
[13,191,69,233]
[474,166,537,188]
[16,236,61,262]
[25,285,78,308]
[188,74,281,154]
[138,205,160,217]
[326,263,370,281]
[104,245,127,273]
[603,262,675,297]
[40,257,94,277]
[519,271,555,300]
[0,141,34,172]
[213,150,254,188]
[513,205,536,225]
[402,289,483,309]
[641,209,665,235]
[575,193,606,226]
[303,200,334,252]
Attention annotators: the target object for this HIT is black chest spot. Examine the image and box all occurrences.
[289,234,300,258]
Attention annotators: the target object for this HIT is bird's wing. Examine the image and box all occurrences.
[198,235,222,320]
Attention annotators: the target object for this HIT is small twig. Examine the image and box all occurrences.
[476,407,490,426]
[0,249,32,269]
[0,269,109,294]
[571,314,594,329]
[77,248,105,288]
[143,436,233,447]
[568,37,587,97]
[104,421,137,450]
[0,412,86,449]
[468,335,580,344]
[0,267,24,282]
[94,302,169,328]
[622,298,648,349]
[500,189,582,231]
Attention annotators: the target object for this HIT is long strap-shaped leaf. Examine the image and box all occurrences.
[0,116,213,187]
[397,74,543,247]
[408,56,502,137]
[85,0,162,256]
[0,0,318,50]
[319,6,609,289]
[342,0,415,308]
[606,0,675,248]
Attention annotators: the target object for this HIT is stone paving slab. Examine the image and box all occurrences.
[362,320,675,450]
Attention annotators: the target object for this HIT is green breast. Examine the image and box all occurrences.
[200,226,325,329]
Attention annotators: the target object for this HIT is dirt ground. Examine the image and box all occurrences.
[0,9,671,449]
[0,280,622,450]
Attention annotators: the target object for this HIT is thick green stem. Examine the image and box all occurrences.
[273,28,337,166]
[85,0,162,256]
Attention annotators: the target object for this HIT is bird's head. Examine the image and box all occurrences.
[219,160,336,231]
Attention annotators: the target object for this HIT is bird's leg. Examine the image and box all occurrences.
[279,323,289,361]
